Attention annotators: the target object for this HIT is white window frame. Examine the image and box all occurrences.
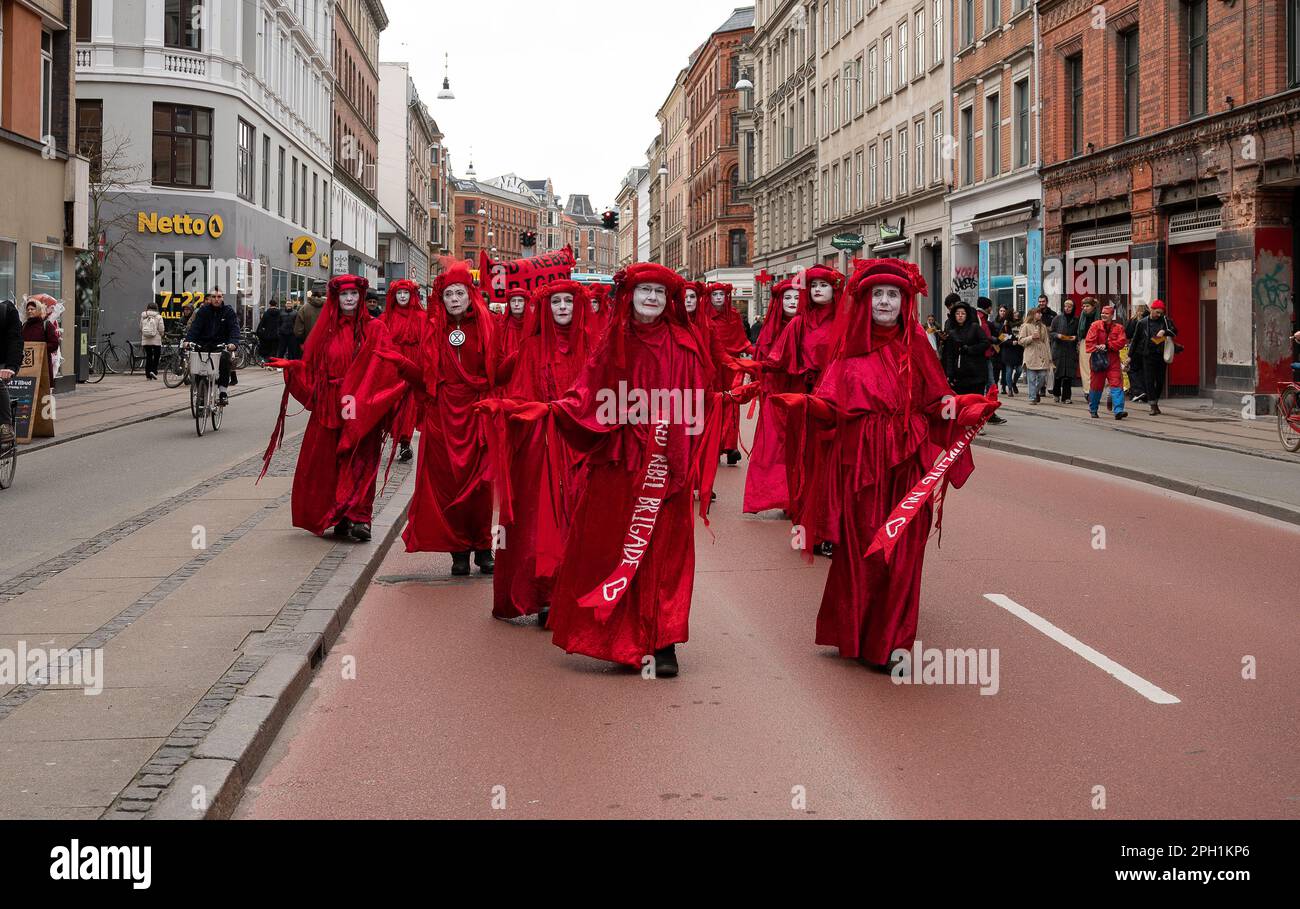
[898,126,908,195]
[40,31,54,143]
[933,0,944,66]
[932,109,943,185]
[882,134,892,200]
[898,21,908,88]
[869,143,878,204]
[915,118,925,187]
[915,9,925,78]
[883,33,893,95]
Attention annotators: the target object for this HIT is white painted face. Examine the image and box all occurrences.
[443,284,469,318]
[871,285,903,326]
[631,283,668,323]
[395,289,411,307]
[590,298,602,313]
[684,289,698,313]
[781,289,800,316]
[508,295,528,317]
[810,279,834,305]
[550,293,574,326]
[710,290,726,309]
[338,289,360,313]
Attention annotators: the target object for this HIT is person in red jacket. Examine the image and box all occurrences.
[21,297,60,381]
[491,289,531,377]
[379,279,426,462]
[1085,303,1129,421]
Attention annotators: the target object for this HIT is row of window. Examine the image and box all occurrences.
[0,239,64,303]
[820,109,944,222]
[957,76,1031,186]
[690,229,749,272]
[956,0,1032,50]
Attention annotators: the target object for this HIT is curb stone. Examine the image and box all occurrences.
[974,437,1300,527]
[145,469,416,820]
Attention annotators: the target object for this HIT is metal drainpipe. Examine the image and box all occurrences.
[1033,3,1041,169]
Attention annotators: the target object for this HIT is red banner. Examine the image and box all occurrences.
[479,247,576,304]
[577,421,671,622]
[863,419,985,562]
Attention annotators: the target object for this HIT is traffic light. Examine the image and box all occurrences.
[602,210,619,231]
[521,229,537,248]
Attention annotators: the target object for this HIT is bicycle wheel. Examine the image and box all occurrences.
[86,351,106,384]
[162,350,186,388]
[0,440,15,490]
[194,377,207,437]
[1278,388,1300,452]
[211,387,223,432]
[102,343,124,374]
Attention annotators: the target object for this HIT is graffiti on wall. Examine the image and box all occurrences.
[1253,235,1295,392]
[953,265,979,305]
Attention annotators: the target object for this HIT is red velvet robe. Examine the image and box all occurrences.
[403,311,495,553]
[742,305,800,514]
[780,320,974,664]
[765,297,839,393]
[706,302,753,452]
[378,299,426,444]
[491,311,528,381]
[539,316,720,667]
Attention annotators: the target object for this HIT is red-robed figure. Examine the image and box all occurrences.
[740,277,803,514]
[379,279,426,463]
[402,265,497,577]
[479,280,593,624]
[490,289,531,380]
[586,283,613,345]
[773,259,998,668]
[505,263,728,678]
[262,274,405,543]
[704,282,753,464]
[764,264,844,393]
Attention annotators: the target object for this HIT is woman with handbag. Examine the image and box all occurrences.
[1085,304,1128,420]
[1128,300,1178,415]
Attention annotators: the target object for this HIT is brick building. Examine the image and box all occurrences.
[562,194,618,276]
[658,68,690,274]
[1039,0,1300,408]
[452,177,540,265]
[686,6,755,306]
[948,0,1041,316]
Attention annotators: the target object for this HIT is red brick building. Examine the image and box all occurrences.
[1039,0,1300,407]
[686,7,755,288]
[451,178,540,265]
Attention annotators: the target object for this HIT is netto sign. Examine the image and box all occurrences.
[137,212,225,238]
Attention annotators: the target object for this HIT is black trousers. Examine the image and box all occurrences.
[1052,370,1075,401]
[144,345,162,376]
[0,380,11,428]
[1143,358,1167,403]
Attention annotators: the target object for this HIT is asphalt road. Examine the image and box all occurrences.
[237,437,1300,820]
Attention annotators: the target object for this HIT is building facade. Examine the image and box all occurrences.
[658,68,690,274]
[615,168,640,267]
[377,61,431,286]
[453,177,542,265]
[429,128,452,263]
[76,0,334,344]
[947,0,1041,318]
[814,0,948,319]
[1039,0,1300,407]
[686,7,755,308]
[329,0,386,286]
[563,194,617,276]
[637,156,653,262]
[4,0,87,386]
[749,0,819,314]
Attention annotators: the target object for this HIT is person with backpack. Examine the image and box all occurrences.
[139,302,166,380]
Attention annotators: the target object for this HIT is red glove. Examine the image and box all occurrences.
[768,393,804,411]
[507,401,550,424]
[265,357,300,371]
[729,382,762,405]
[956,398,1002,427]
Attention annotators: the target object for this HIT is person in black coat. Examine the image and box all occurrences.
[1128,299,1178,415]
[1049,299,1080,403]
[184,287,241,403]
[1124,303,1149,401]
[991,305,1023,396]
[277,300,300,359]
[941,301,991,394]
[256,299,282,361]
[0,298,23,444]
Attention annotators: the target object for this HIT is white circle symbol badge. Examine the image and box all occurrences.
[449,329,467,348]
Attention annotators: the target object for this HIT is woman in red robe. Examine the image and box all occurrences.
[741,277,803,514]
[402,265,497,577]
[506,264,727,677]
[490,289,531,379]
[379,279,426,463]
[704,282,753,464]
[480,280,593,625]
[263,275,404,542]
[586,283,613,346]
[772,259,998,668]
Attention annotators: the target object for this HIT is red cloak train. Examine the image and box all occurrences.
[773,259,998,665]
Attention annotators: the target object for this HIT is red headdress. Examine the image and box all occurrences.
[526,279,591,358]
[598,263,705,371]
[303,274,372,373]
[381,279,425,346]
[429,264,496,387]
[756,277,801,357]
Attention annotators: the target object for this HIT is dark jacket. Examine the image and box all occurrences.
[185,302,241,348]
[1050,310,1081,377]
[256,306,282,343]
[1129,314,1179,363]
[0,301,22,371]
[294,297,325,342]
[992,317,1023,367]
[941,304,991,393]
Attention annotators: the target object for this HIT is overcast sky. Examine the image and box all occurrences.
[378,0,749,210]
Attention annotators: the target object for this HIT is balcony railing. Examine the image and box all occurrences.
[76,48,93,70]
[164,51,208,77]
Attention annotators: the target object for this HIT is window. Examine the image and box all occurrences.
[301,163,308,227]
[464,199,476,215]
[152,103,213,188]
[77,0,93,42]
[883,34,893,95]
[832,75,839,128]
[76,100,103,182]
[882,135,892,199]
[842,69,852,124]
[915,119,925,187]
[869,144,878,203]
[986,0,1001,31]
[40,32,53,142]
[262,136,270,209]
[1291,0,1300,86]
[464,224,475,241]
[961,0,974,47]
[842,157,850,212]
[933,110,943,183]
[898,127,908,195]
[831,162,840,217]
[961,105,974,185]
[730,168,742,202]
[853,57,863,116]
[1123,30,1140,137]
[277,147,285,217]
[821,169,829,221]
[237,119,255,201]
[730,110,739,145]
[164,0,203,50]
[1012,78,1031,168]
[312,175,319,233]
[291,156,299,223]
[898,23,907,87]
[1067,54,1083,155]
[868,45,877,106]
[933,0,943,65]
[986,93,1001,177]
[854,150,863,210]
[0,241,16,301]
[31,245,62,301]
[915,10,925,77]
[1187,1,1207,117]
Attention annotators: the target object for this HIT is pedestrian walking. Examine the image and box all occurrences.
[976,297,999,393]
[255,298,282,365]
[742,276,802,515]
[277,300,300,359]
[1017,308,1051,404]
[1124,303,1149,401]
[1128,299,1179,415]
[941,301,990,395]
[139,302,166,380]
[1049,299,1080,403]
[1085,304,1129,421]
[378,280,426,463]
[294,289,325,351]
[21,298,59,380]
[0,298,22,447]
[1076,297,1099,389]
[992,305,1022,395]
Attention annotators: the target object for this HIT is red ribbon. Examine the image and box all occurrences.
[577,421,672,622]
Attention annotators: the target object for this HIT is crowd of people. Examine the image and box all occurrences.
[258,260,1000,680]
[927,292,1181,420]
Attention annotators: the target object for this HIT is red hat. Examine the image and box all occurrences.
[1150,299,1166,312]
[800,264,845,290]
[847,258,928,301]
[614,263,686,310]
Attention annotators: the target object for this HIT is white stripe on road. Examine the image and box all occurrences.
[983,594,1181,705]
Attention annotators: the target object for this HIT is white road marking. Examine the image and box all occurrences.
[983,594,1181,705]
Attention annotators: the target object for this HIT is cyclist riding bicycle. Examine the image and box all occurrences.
[0,297,23,446]
[184,286,240,405]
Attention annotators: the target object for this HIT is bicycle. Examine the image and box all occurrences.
[0,380,15,490]
[186,346,228,437]
[161,339,188,388]
[234,330,266,370]
[1277,374,1300,452]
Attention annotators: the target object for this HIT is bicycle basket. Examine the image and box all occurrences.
[188,350,221,378]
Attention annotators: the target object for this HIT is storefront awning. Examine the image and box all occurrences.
[971,205,1037,234]
[872,238,910,256]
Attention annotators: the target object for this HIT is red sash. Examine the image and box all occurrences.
[577,421,671,623]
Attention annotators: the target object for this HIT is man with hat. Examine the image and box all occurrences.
[1084,303,1129,420]
[1128,300,1178,415]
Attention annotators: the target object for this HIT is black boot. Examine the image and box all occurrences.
[474,549,495,575]
[537,606,550,630]
[725,449,742,465]
[332,519,353,540]
[814,541,834,559]
[398,443,413,463]
[653,645,679,678]
[451,551,471,576]
[349,522,372,543]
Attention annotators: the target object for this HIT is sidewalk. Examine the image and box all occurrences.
[28,369,284,452]
[0,433,414,819]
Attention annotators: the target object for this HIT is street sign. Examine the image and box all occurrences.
[831,233,865,251]
[292,236,317,267]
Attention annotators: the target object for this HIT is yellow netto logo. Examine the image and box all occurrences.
[137,212,224,238]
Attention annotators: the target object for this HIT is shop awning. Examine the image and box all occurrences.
[971,205,1037,234]
[871,238,910,256]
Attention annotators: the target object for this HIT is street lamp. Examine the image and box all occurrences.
[735,69,754,91]
[437,53,455,100]
[658,163,669,178]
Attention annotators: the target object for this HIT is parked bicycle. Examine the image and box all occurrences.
[1277,373,1300,453]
